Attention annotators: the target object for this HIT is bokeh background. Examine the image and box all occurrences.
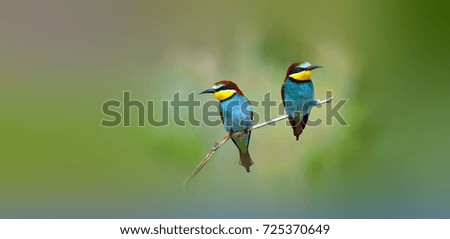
[1,0,449,218]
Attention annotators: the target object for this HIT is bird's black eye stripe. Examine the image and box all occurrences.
[219,85,234,91]
[290,67,303,74]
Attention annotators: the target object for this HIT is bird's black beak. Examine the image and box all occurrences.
[199,88,216,95]
[308,64,323,70]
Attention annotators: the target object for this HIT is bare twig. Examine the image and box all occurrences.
[183,97,334,192]
[231,97,334,138]
[317,97,333,105]
[248,114,289,131]
[183,134,231,192]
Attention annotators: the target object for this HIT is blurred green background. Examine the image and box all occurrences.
[1,0,449,218]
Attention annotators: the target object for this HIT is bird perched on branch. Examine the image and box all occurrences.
[200,81,254,172]
[281,62,322,140]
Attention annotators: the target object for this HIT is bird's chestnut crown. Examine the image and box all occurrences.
[200,80,244,102]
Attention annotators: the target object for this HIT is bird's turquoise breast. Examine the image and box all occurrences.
[219,94,253,133]
[283,80,317,117]
[219,94,253,152]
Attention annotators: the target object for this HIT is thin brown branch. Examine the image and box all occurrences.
[317,97,334,105]
[183,97,333,192]
[250,115,289,131]
[183,134,231,192]
[231,97,334,138]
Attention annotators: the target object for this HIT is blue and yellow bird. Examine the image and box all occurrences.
[200,81,254,172]
[281,62,322,140]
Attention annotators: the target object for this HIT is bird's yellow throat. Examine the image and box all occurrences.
[214,90,236,101]
[289,70,312,81]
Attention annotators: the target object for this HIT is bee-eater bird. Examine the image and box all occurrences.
[200,81,254,172]
[281,62,322,141]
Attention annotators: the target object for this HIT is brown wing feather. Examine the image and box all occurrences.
[301,113,309,130]
[288,113,309,141]
[219,107,224,124]
[288,116,302,141]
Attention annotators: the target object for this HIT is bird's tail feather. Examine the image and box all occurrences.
[289,114,309,141]
[289,117,303,141]
[239,150,253,173]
